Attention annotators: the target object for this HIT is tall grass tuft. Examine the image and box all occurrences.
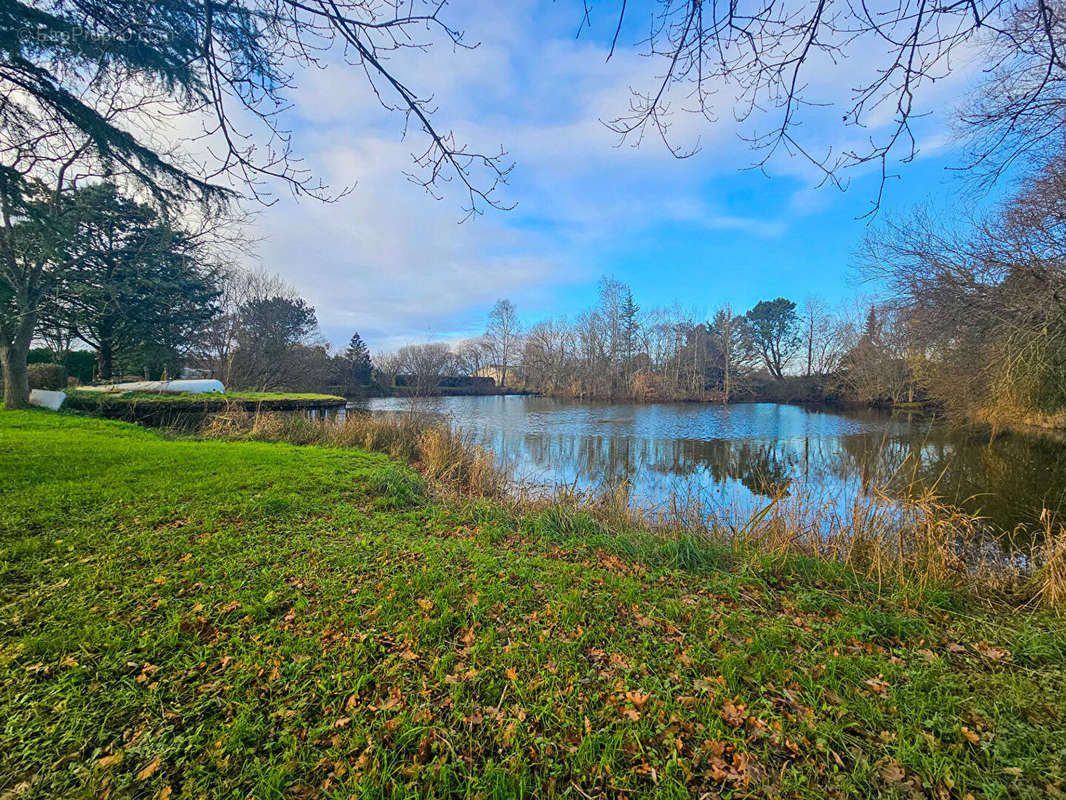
[1030,510,1066,610]
[200,405,509,498]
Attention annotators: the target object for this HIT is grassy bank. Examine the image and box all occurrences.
[2,411,1065,798]
[62,391,346,424]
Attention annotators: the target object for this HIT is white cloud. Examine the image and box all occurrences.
[213,0,979,351]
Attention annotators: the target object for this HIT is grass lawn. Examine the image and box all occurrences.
[1,410,1064,799]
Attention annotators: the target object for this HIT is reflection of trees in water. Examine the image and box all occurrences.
[515,433,801,498]
[489,421,1066,536]
[832,431,1066,534]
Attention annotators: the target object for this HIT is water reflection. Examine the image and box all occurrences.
[349,396,1066,537]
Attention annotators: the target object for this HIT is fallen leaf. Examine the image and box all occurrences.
[97,753,123,769]
[334,717,351,729]
[961,726,981,745]
[824,689,845,705]
[721,702,746,727]
[137,757,162,780]
[880,759,906,783]
[626,690,650,708]
[977,643,1010,661]
[863,677,891,697]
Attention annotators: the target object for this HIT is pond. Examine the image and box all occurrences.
[348,396,1066,539]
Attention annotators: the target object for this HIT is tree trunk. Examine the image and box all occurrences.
[1,340,30,409]
[98,339,114,382]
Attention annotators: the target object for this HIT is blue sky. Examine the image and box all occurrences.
[240,0,999,352]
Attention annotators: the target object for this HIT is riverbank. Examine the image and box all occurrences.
[63,390,346,424]
[2,410,1064,798]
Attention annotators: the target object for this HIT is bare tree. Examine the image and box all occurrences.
[396,342,454,396]
[193,267,297,388]
[485,299,521,389]
[453,337,490,377]
[798,297,846,377]
[523,318,575,395]
[708,305,757,402]
[596,0,1066,210]
[858,154,1066,417]
[372,351,402,393]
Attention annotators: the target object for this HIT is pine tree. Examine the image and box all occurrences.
[345,332,373,387]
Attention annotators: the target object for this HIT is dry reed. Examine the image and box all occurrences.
[200,404,509,498]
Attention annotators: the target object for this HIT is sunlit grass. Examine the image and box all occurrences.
[2,410,1064,798]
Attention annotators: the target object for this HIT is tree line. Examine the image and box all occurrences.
[381,153,1066,429]
[374,287,887,404]
[1,179,375,399]
[5,0,1066,413]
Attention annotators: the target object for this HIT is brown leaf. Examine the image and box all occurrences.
[721,702,746,727]
[863,677,891,697]
[157,787,173,800]
[977,643,1010,661]
[824,689,845,705]
[137,757,162,781]
[97,752,124,769]
[400,649,419,661]
[334,717,351,729]
[625,690,650,708]
[961,726,981,745]
[880,759,906,783]
[621,708,641,722]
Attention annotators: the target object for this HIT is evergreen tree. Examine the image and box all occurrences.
[41,184,219,381]
[345,332,373,389]
[744,298,800,380]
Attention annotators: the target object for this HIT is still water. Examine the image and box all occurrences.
[349,396,1066,536]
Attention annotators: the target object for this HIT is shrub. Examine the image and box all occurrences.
[27,363,68,390]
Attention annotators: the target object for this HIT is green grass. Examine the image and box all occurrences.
[61,391,346,423]
[1,410,1064,799]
